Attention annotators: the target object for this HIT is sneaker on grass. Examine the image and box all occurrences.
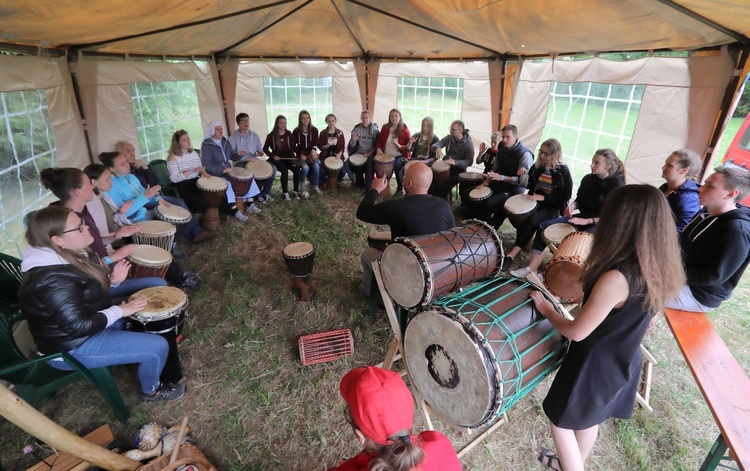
[142,382,186,402]
[235,211,250,222]
[246,203,262,214]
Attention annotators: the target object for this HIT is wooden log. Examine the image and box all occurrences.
[0,383,139,471]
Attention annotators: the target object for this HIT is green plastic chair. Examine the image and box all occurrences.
[0,253,23,308]
[0,305,130,422]
[149,159,181,198]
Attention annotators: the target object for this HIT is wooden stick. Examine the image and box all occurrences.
[457,415,508,459]
[168,416,189,465]
[0,383,139,471]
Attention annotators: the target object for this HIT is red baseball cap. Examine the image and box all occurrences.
[340,366,415,445]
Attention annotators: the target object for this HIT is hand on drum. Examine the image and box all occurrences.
[487,171,501,181]
[529,291,556,319]
[527,194,545,202]
[568,217,591,226]
[120,296,149,318]
[111,244,135,263]
[376,149,384,155]
[371,174,388,193]
[110,260,131,285]
[114,224,140,239]
[144,185,161,198]
[157,199,172,207]
[444,158,455,165]
[517,167,528,175]
[197,166,210,177]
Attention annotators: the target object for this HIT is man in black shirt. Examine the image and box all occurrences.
[358,162,455,296]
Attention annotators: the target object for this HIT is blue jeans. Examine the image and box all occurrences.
[109,277,167,304]
[259,166,277,197]
[52,319,169,394]
[307,160,321,188]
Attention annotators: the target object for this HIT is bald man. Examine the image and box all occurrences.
[357,162,455,297]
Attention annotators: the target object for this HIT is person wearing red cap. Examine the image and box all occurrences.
[331,366,461,471]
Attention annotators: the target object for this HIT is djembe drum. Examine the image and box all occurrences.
[154,204,192,230]
[132,220,176,252]
[379,219,503,308]
[543,232,594,302]
[468,186,493,206]
[432,160,451,186]
[324,157,343,190]
[282,242,316,301]
[504,194,538,228]
[348,154,368,187]
[245,159,275,189]
[127,286,189,383]
[373,154,395,197]
[367,230,392,252]
[196,176,227,231]
[459,171,485,190]
[227,167,254,212]
[127,245,173,279]
[403,276,567,428]
[542,223,576,249]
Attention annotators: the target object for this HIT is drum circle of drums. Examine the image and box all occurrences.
[367,230,392,252]
[542,223,576,248]
[196,176,227,231]
[324,157,344,190]
[373,154,396,197]
[379,219,504,308]
[504,194,538,228]
[154,204,192,228]
[468,186,493,205]
[543,231,594,303]
[348,154,368,187]
[132,220,176,252]
[127,245,173,279]
[282,242,316,301]
[403,276,567,428]
[432,160,451,186]
[127,286,188,384]
[227,167,254,212]
[245,159,275,189]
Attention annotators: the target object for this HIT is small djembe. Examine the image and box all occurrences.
[282,242,316,301]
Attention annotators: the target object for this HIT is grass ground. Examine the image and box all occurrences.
[1,179,748,470]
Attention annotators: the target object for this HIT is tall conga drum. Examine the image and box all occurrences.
[404,276,567,428]
[282,242,316,301]
[348,154,368,187]
[227,167,254,212]
[196,176,227,231]
[324,157,343,190]
[504,194,538,228]
[373,154,395,197]
[245,159,275,190]
[379,219,503,308]
[128,286,189,383]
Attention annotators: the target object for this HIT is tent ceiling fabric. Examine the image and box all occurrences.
[1,0,747,58]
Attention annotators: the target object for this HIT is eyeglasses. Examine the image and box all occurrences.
[450,128,461,132]
[538,150,550,156]
[61,222,87,234]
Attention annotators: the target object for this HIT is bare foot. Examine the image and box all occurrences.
[537,448,563,471]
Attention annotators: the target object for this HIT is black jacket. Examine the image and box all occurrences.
[19,254,111,354]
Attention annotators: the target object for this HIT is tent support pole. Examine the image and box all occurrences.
[214,56,232,133]
[498,59,506,132]
[68,60,95,164]
[701,46,750,178]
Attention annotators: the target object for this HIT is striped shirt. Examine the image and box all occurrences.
[168,151,203,182]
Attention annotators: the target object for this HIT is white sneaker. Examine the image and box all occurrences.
[246,203,262,214]
[313,186,323,195]
[234,211,250,222]
[283,193,291,201]
[301,191,310,200]
[294,191,301,200]
[510,266,532,278]
[265,195,274,202]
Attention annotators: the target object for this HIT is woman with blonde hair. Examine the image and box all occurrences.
[502,138,573,272]
[531,184,684,471]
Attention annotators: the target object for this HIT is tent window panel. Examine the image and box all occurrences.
[0,89,58,256]
[129,80,203,162]
[263,77,333,131]
[539,81,644,186]
[397,77,464,138]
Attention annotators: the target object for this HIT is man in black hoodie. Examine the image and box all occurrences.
[666,166,750,312]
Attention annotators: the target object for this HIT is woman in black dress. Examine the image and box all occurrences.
[529,185,684,471]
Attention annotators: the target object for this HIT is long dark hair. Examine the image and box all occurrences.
[581,184,684,312]
[594,148,625,182]
[297,110,311,132]
[40,167,85,205]
[25,206,109,289]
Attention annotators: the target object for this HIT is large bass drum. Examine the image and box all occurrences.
[403,276,567,428]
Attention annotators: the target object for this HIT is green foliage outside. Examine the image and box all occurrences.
[732,79,750,118]
[263,77,333,132]
[129,80,203,161]
[398,77,463,136]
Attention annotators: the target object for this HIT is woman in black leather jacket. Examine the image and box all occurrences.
[19,206,185,402]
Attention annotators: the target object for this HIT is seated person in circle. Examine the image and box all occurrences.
[348,110,380,191]
[19,206,186,402]
[429,120,474,200]
[330,366,461,471]
[228,113,275,204]
[659,149,701,232]
[115,140,158,189]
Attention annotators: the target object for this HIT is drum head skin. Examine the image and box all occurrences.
[155,204,192,222]
[197,176,228,191]
[504,194,537,215]
[324,157,344,170]
[229,167,254,180]
[283,241,314,258]
[374,154,395,165]
[129,286,187,320]
[136,220,175,236]
[432,160,450,172]
[380,243,429,308]
[543,223,576,246]
[459,171,484,182]
[469,187,492,201]
[348,154,367,166]
[245,160,274,180]
[129,244,173,265]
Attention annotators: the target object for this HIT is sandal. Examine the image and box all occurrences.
[537,448,563,471]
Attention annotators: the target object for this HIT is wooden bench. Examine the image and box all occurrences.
[664,308,750,471]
